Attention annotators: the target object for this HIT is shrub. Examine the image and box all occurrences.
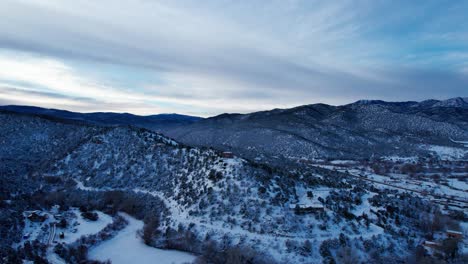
[81,211,99,221]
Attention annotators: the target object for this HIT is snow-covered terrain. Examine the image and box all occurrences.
[89,213,196,264]
[426,145,468,160]
[20,208,113,246]
[1,106,467,264]
[62,209,113,244]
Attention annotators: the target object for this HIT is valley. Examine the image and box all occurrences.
[1,99,467,264]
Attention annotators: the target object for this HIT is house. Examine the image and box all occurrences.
[290,203,325,214]
[26,211,47,222]
[298,159,312,164]
[423,241,441,249]
[446,230,463,239]
[221,152,234,158]
[54,214,63,220]
[91,138,103,144]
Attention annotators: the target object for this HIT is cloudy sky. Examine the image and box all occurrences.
[0,0,467,116]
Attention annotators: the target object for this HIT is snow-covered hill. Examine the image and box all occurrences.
[161,98,468,162]
[1,110,466,264]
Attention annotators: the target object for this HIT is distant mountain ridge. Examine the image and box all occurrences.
[1,97,467,161]
[159,97,468,161]
[0,105,203,130]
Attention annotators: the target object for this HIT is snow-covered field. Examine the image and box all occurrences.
[62,209,113,244]
[88,213,196,264]
[20,208,113,246]
[426,145,468,160]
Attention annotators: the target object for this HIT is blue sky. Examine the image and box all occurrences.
[0,0,467,116]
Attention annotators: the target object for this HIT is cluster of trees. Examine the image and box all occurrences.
[142,215,161,245]
[152,223,276,264]
[368,190,457,237]
[364,158,468,181]
[320,234,410,264]
[80,207,99,221]
[324,187,366,222]
[54,215,127,264]
[0,185,168,263]
[30,188,168,221]
[5,240,48,264]
[408,239,467,264]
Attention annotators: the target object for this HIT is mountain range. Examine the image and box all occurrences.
[1,99,467,263]
[0,105,202,131]
[162,97,468,161]
[2,97,467,162]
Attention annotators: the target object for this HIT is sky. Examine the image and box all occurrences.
[0,0,467,117]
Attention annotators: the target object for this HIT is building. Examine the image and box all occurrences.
[423,241,441,249]
[54,214,63,220]
[298,159,312,164]
[222,152,234,158]
[91,138,103,144]
[446,230,463,239]
[289,203,325,214]
[26,210,47,222]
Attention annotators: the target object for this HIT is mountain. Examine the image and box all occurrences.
[2,110,461,264]
[431,97,468,108]
[161,98,468,162]
[0,105,203,131]
[2,98,467,163]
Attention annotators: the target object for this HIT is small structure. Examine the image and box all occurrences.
[423,241,441,249]
[26,211,47,222]
[59,232,65,239]
[54,214,63,220]
[290,203,325,214]
[91,138,103,144]
[446,230,463,239]
[221,152,234,158]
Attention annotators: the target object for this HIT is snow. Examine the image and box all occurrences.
[352,192,377,217]
[20,209,112,246]
[19,208,114,264]
[61,209,113,244]
[88,213,196,264]
[75,179,98,191]
[329,160,357,165]
[426,145,467,160]
[450,138,468,147]
[447,178,468,191]
[294,186,330,209]
[381,156,418,162]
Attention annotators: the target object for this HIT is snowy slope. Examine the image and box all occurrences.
[89,213,196,264]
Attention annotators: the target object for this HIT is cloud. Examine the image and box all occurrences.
[0,51,293,115]
[0,0,467,116]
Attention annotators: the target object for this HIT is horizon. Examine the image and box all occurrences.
[1,96,467,118]
[1,1,468,116]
